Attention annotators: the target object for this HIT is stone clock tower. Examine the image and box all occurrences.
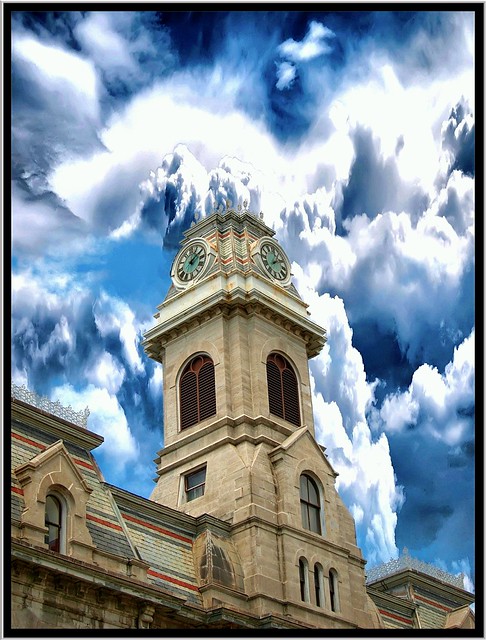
[143,201,382,628]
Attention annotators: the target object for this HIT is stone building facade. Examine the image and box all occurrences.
[9,203,474,632]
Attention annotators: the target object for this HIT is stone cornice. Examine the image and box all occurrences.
[11,538,192,612]
[230,515,365,567]
[366,586,417,615]
[367,569,474,606]
[11,399,104,451]
[143,286,326,363]
[158,412,294,450]
[11,538,316,630]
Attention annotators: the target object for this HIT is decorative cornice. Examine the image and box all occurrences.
[11,398,104,451]
[143,287,326,363]
[366,552,466,590]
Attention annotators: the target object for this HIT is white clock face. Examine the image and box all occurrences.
[175,242,208,284]
[260,241,290,283]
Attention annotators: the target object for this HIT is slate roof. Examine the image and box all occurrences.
[11,398,202,606]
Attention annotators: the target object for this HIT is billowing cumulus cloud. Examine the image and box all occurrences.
[10,9,475,580]
[292,265,404,563]
[380,330,474,444]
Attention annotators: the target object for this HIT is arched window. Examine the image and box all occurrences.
[266,353,301,426]
[314,563,324,608]
[300,474,322,534]
[180,355,216,430]
[329,568,339,612]
[298,558,309,602]
[44,494,63,552]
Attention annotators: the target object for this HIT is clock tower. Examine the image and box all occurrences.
[143,201,381,628]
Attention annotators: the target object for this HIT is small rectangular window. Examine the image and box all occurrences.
[185,466,206,502]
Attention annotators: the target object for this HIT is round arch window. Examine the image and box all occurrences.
[266,353,301,426]
[180,355,216,430]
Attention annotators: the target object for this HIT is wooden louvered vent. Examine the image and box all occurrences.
[180,355,216,430]
[266,353,301,426]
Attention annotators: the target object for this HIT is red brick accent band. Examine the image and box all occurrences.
[415,594,450,611]
[86,513,123,531]
[11,486,24,495]
[147,568,199,592]
[12,432,46,450]
[73,458,95,470]
[378,609,412,625]
[122,513,192,545]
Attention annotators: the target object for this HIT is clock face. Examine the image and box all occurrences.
[175,243,208,283]
[260,242,290,282]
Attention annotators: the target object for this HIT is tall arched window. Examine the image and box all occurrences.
[300,474,322,534]
[44,494,63,552]
[180,355,216,430]
[314,563,324,608]
[266,353,301,426]
[329,568,339,612]
[298,558,309,602]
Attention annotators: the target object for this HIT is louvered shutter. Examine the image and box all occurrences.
[180,370,198,429]
[267,359,284,419]
[180,355,216,430]
[282,368,300,426]
[198,362,216,421]
[267,353,301,426]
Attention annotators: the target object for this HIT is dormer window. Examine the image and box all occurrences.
[180,355,216,430]
[44,494,63,552]
[266,353,301,426]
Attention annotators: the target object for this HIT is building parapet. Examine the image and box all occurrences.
[11,383,90,429]
[366,550,464,589]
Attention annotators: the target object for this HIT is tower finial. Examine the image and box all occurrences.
[225,199,232,211]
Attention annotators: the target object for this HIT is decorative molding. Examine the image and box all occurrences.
[144,292,326,363]
[11,383,89,429]
[366,551,465,589]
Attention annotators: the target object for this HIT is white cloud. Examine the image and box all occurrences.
[329,62,474,191]
[148,364,163,401]
[275,61,297,90]
[12,33,99,119]
[93,292,145,374]
[380,330,474,445]
[278,21,335,62]
[86,352,125,395]
[74,12,138,77]
[51,383,138,465]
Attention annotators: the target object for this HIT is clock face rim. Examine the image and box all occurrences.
[173,240,210,286]
[259,240,291,284]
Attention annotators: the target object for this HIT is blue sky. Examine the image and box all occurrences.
[9,8,476,589]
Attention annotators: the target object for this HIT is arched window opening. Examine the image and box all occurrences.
[300,474,322,535]
[314,563,324,608]
[299,558,309,602]
[329,569,339,612]
[180,355,216,430]
[266,353,301,426]
[44,494,62,552]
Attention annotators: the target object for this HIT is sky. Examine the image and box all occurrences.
[9,8,476,590]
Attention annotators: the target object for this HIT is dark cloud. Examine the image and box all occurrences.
[391,428,474,559]
[350,320,415,395]
[441,100,475,179]
[339,127,428,232]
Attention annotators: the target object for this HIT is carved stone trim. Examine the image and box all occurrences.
[144,297,325,362]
